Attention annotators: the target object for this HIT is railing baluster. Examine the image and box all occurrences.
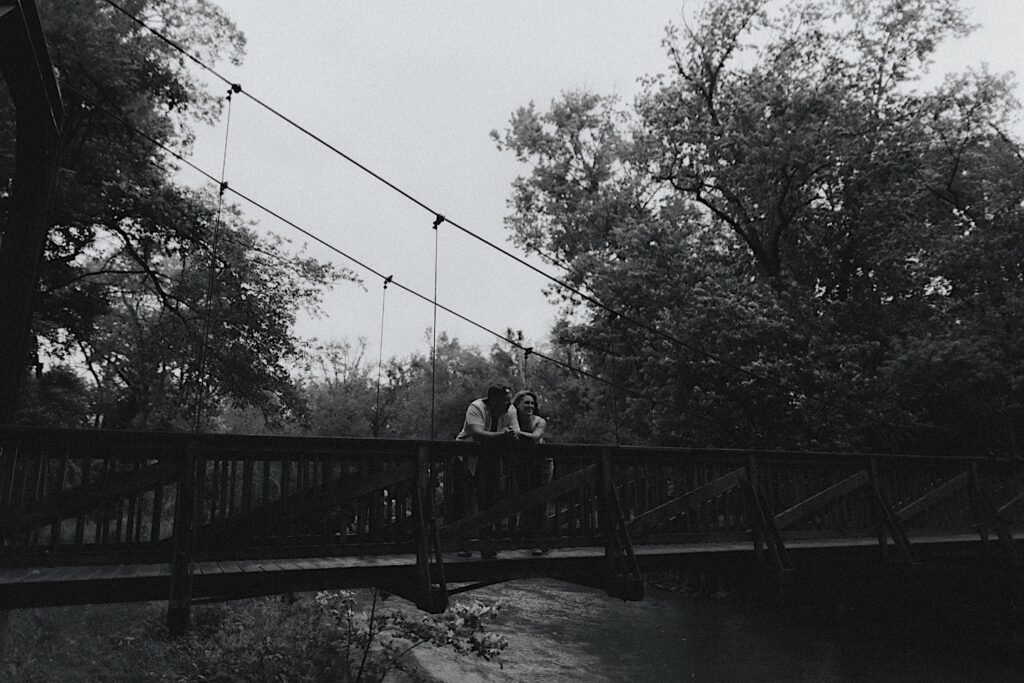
[125,460,137,546]
[261,459,270,508]
[280,459,291,500]
[150,482,164,543]
[29,448,47,549]
[227,458,238,519]
[113,458,126,546]
[218,459,230,520]
[73,457,89,547]
[241,458,254,514]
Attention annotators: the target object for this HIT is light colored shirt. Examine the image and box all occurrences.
[456,398,519,441]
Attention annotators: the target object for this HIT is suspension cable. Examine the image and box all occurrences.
[67,86,778,435]
[96,0,917,438]
[192,85,238,433]
[429,215,443,441]
[373,275,392,438]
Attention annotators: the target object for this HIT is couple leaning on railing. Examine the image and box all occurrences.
[452,383,552,558]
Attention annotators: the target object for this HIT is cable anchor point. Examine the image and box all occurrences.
[431,214,445,230]
[383,274,393,289]
[218,181,229,196]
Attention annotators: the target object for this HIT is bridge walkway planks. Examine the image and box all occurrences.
[3,531,1019,610]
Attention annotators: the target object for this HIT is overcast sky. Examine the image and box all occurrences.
[185,1,1024,363]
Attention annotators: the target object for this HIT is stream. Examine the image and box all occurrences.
[409,578,1021,682]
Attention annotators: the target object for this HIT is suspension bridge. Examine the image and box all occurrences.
[2,0,1023,639]
[1,425,1023,633]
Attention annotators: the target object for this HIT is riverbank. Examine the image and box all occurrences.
[0,591,503,681]
[409,560,1024,681]
[3,559,1020,681]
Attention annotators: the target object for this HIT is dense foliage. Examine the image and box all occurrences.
[2,0,350,430]
[2,591,507,682]
[491,0,1024,455]
[6,0,1022,458]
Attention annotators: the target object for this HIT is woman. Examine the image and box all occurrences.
[512,390,550,554]
[512,390,546,443]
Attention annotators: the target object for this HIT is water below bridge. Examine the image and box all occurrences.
[410,578,1021,681]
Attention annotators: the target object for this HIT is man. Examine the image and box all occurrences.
[453,383,519,558]
[456,383,519,443]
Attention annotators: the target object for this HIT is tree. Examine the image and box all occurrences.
[376,332,516,440]
[1,0,354,429]
[299,339,377,437]
[494,0,1024,454]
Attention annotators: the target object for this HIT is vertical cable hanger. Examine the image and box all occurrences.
[193,83,241,433]
[608,314,622,446]
[649,398,657,446]
[373,275,393,438]
[429,214,444,440]
[613,388,621,446]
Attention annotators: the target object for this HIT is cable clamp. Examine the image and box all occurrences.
[524,347,533,359]
[218,181,229,196]
[228,83,242,98]
[431,214,445,230]
[383,274,393,289]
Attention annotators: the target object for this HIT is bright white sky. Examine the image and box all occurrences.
[185,1,1024,362]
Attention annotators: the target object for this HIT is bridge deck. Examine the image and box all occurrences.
[3,532,1016,610]
[3,427,1022,626]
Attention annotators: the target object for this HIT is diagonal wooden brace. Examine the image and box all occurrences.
[970,464,1022,568]
[745,480,792,572]
[869,459,916,565]
[628,466,746,536]
[773,470,870,530]
[897,471,970,523]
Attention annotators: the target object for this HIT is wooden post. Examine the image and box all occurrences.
[746,453,764,565]
[1006,418,1020,463]
[872,458,889,562]
[413,445,446,612]
[969,463,990,555]
[0,440,20,660]
[0,3,62,654]
[597,448,614,567]
[167,440,197,635]
[597,447,643,601]
[0,1,64,428]
[0,610,9,661]
[413,446,431,601]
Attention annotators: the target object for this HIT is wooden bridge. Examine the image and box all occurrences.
[2,426,1023,633]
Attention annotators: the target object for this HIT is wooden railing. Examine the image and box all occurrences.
[2,426,1023,575]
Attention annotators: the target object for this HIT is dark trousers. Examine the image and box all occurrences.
[513,455,553,539]
[448,453,501,551]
